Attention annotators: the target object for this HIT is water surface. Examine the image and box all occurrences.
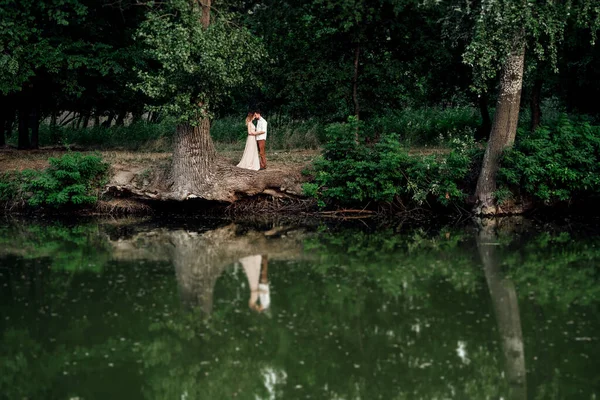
[1,217,599,399]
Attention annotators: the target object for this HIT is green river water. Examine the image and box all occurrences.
[0,216,599,399]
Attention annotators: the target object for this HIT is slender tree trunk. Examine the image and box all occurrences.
[530,78,542,132]
[6,108,15,139]
[0,106,6,147]
[51,112,57,127]
[477,222,526,400]
[18,108,30,149]
[476,93,492,141]
[115,112,126,126]
[200,0,211,29]
[0,119,5,147]
[29,106,39,149]
[352,44,360,122]
[82,112,91,129]
[474,38,526,215]
[94,113,100,127]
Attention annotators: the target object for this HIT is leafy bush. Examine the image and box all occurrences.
[19,153,110,208]
[498,116,600,203]
[303,117,480,208]
[0,172,21,204]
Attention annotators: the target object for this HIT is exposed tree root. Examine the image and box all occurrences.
[105,157,310,204]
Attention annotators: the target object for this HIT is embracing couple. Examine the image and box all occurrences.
[236,110,268,171]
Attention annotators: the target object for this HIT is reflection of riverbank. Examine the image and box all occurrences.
[108,223,306,314]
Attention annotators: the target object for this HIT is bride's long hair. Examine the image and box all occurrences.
[245,112,255,125]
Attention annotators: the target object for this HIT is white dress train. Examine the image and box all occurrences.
[236,122,260,170]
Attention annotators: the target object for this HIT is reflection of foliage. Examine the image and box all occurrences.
[305,226,481,298]
[0,222,110,271]
[504,230,600,308]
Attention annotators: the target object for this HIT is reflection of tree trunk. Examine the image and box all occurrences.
[476,222,526,400]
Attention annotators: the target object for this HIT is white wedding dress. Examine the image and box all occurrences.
[236,122,260,170]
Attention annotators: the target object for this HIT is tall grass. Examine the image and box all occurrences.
[364,107,481,146]
[20,120,177,151]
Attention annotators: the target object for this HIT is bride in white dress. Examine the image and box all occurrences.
[236,112,260,170]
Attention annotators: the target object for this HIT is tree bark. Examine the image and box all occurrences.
[18,108,30,150]
[200,0,211,29]
[476,222,526,400]
[474,39,526,215]
[530,78,542,132]
[170,119,217,199]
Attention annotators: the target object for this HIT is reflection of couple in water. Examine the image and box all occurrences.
[239,254,270,312]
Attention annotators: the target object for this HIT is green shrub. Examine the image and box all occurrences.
[498,116,600,203]
[0,172,21,204]
[23,152,110,208]
[303,117,480,208]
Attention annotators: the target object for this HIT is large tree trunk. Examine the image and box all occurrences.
[530,78,542,132]
[477,222,526,400]
[474,39,526,215]
[170,119,217,199]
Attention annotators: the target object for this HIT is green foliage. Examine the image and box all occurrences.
[442,0,600,92]
[303,117,480,208]
[498,116,600,203]
[133,1,264,122]
[21,152,109,208]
